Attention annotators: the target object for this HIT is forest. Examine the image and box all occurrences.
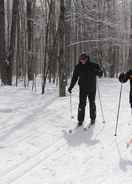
[0,0,131,96]
[1,1,132,183]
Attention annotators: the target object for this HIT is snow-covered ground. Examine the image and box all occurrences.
[0,78,132,184]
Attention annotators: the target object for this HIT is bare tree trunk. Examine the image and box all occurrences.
[16,10,20,86]
[27,0,35,81]
[48,0,56,83]
[65,0,71,78]
[41,1,50,94]
[7,0,19,85]
[128,2,132,69]
[41,0,55,94]
[58,0,66,97]
[0,0,6,84]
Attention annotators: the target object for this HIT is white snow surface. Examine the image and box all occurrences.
[0,78,132,184]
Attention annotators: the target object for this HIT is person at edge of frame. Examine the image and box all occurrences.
[119,69,132,109]
[119,70,132,148]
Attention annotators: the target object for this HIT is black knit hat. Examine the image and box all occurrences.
[79,53,88,60]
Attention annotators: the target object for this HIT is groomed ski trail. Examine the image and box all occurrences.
[0,79,132,184]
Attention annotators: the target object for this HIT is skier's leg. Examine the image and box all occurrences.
[78,89,87,125]
[88,92,96,124]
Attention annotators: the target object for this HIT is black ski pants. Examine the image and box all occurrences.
[78,88,96,123]
[130,89,132,108]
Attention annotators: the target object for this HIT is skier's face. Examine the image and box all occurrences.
[80,58,87,64]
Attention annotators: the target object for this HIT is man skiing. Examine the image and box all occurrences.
[68,53,103,128]
[119,70,132,109]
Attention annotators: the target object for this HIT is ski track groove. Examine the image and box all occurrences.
[1,139,67,184]
[0,94,58,129]
[3,127,58,147]
[1,123,107,183]
[1,81,129,183]
[1,123,128,183]
[1,130,106,184]
[0,95,58,140]
[0,127,63,176]
[1,122,67,147]
[0,94,69,183]
[0,113,67,147]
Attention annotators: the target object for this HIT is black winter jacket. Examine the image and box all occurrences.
[130,80,132,106]
[127,70,132,107]
[69,61,103,92]
[119,70,132,107]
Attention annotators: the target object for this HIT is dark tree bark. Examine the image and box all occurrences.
[0,0,7,84]
[128,3,132,69]
[58,0,66,97]
[42,1,52,94]
[65,0,71,77]
[27,0,35,81]
[7,0,19,85]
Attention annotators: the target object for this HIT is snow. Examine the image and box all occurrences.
[0,78,132,184]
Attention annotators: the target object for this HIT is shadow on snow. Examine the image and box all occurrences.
[62,126,100,147]
[119,157,132,172]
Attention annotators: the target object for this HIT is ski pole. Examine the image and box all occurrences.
[70,93,74,119]
[114,84,123,136]
[97,81,105,123]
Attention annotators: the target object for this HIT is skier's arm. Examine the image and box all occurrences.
[120,70,132,108]
[119,70,132,83]
[129,79,132,108]
[94,64,103,77]
[126,70,132,108]
[129,86,132,108]
[126,70,132,80]
[68,66,79,91]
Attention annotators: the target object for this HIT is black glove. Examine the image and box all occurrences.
[68,87,72,93]
[126,70,132,78]
[98,70,103,78]
[119,73,128,83]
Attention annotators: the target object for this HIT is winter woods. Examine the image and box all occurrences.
[0,0,131,96]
